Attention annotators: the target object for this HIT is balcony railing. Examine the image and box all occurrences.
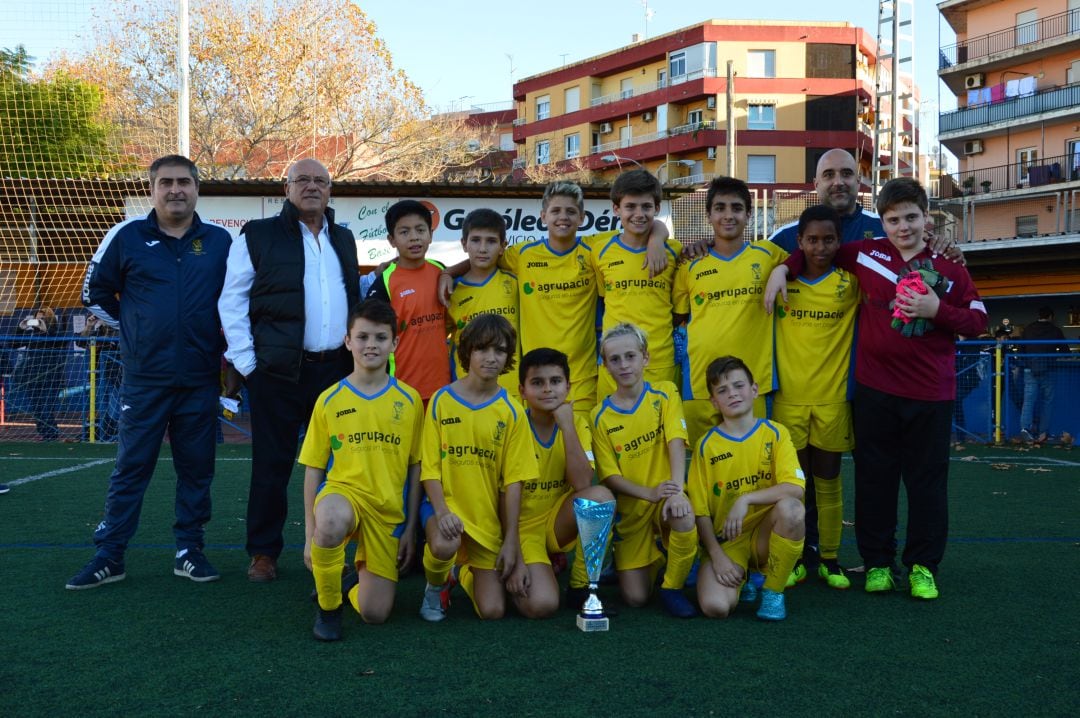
[588,68,717,109]
[940,8,1080,68]
[669,173,713,186]
[939,81,1080,133]
[468,101,515,113]
[937,151,1079,199]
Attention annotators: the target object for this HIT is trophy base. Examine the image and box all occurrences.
[576,613,610,632]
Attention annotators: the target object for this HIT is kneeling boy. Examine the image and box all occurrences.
[683,356,806,621]
[419,314,538,621]
[300,300,425,641]
[516,348,613,618]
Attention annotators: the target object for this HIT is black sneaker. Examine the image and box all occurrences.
[313,606,344,641]
[66,556,126,590]
[174,549,220,583]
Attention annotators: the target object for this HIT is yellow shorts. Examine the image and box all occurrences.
[315,485,400,582]
[771,398,853,452]
[456,533,500,571]
[716,515,769,572]
[571,372,597,421]
[684,395,769,448]
[611,496,667,571]
[597,363,677,405]
[520,492,575,565]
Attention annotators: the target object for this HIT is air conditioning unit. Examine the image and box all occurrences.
[706,147,717,160]
[600,122,613,133]
[706,96,717,109]
[964,73,985,89]
[963,139,984,155]
[643,111,654,122]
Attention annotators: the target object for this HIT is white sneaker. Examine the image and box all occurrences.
[419,582,448,622]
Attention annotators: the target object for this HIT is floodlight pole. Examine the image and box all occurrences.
[178,0,190,157]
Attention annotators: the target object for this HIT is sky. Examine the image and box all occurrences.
[2,0,956,138]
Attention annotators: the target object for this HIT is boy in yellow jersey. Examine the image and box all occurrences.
[772,206,859,590]
[682,356,806,621]
[591,323,697,618]
[593,169,683,400]
[419,314,538,621]
[439,182,670,422]
[448,209,519,397]
[513,347,614,618]
[673,176,787,446]
[299,300,425,641]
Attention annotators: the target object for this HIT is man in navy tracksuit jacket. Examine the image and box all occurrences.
[66,155,232,590]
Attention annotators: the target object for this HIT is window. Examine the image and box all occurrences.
[747,50,776,78]
[687,109,703,126]
[499,132,514,151]
[657,68,667,87]
[747,155,776,183]
[536,95,550,121]
[1016,215,1038,238]
[620,78,634,100]
[1016,9,1038,45]
[536,140,550,165]
[1068,139,1080,180]
[1017,147,1038,183]
[1068,60,1080,84]
[565,134,580,159]
[591,131,601,153]
[619,125,632,149]
[669,51,686,78]
[564,87,580,114]
[1071,0,1080,34]
[747,104,776,130]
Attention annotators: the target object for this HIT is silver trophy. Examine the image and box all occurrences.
[573,497,616,632]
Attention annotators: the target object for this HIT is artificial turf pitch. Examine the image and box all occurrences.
[1,441,1077,716]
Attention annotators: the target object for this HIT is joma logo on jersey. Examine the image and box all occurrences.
[696,268,718,279]
[440,416,462,425]
[870,250,892,262]
[606,424,624,434]
[725,470,771,491]
[457,296,474,307]
[607,259,624,268]
[399,288,416,298]
[709,451,733,465]
[526,261,548,268]
[335,407,356,418]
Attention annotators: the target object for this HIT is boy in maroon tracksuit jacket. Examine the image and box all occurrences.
[766,178,986,600]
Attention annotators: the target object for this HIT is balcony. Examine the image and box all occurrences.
[588,122,721,156]
[937,151,1079,199]
[938,81,1080,143]
[588,68,718,109]
[939,9,1080,93]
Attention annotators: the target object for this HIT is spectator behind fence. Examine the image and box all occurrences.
[77,313,121,442]
[13,307,62,441]
[66,154,231,591]
[1019,308,1070,444]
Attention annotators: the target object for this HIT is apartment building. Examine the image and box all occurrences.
[510,19,890,188]
[937,0,1080,308]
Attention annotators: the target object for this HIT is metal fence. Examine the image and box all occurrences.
[954,340,1078,445]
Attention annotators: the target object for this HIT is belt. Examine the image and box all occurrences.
[302,347,344,363]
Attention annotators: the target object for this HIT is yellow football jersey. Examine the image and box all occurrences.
[501,236,600,406]
[591,380,688,487]
[673,242,786,400]
[298,377,424,530]
[688,419,805,536]
[519,412,594,531]
[448,268,520,396]
[420,386,539,552]
[774,268,859,405]
[593,235,682,371]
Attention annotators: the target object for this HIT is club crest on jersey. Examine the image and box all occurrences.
[764,441,773,462]
[576,254,587,274]
[836,275,850,300]
[392,401,404,422]
[750,263,762,281]
[190,238,204,255]
[502,278,514,295]
[493,420,507,442]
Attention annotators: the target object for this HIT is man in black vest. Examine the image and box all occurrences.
[219,159,359,582]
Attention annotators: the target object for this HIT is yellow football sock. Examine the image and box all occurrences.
[569,540,589,590]
[347,583,361,614]
[660,528,698,590]
[458,564,474,602]
[422,543,454,587]
[310,540,346,611]
[814,475,843,560]
[763,533,804,593]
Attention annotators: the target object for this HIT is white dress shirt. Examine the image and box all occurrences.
[219,218,349,377]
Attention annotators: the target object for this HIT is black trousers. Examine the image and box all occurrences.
[245,350,350,558]
[852,383,952,574]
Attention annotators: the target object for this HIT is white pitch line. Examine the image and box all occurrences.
[953,454,1080,468]
[8,459,114,486]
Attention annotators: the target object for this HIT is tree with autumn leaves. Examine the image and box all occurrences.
[49,0,494,181]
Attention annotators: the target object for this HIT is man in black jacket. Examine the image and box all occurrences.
[1019,307,1070,443]
[67,155,231,589]
[219,159,359,582]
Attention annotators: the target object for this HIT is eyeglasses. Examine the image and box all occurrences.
[289,176,330,188]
